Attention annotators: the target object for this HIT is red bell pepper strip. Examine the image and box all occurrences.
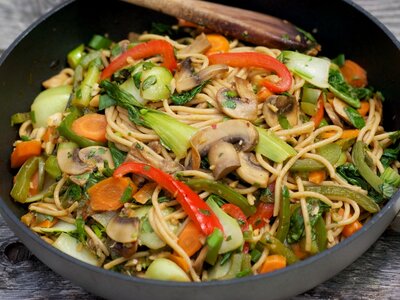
[247,203,274,230]
[221,203,249,231]
[101,40,177,80]
[113,162,223,236]
[207,52,292,93]
[311,99,324,127]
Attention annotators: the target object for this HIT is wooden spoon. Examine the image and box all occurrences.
[122,0,314,51]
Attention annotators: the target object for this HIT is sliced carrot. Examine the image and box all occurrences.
[36,218,58,228]
[320,129,360,140]
[178,18,198,28]
[340,59,367,88]
[342,220,363,237]
[168,254,190,273]
[42,127,56,143]
[71,113,107,143]
[308,170,326,184]
[338,208,345,217]
[256,86,274,102]
[88,177,136,211]
[259,254,287,274]
[357,101,370,117]
[133,182,158,204]
[177,220,204,257]
[11,140,42,168]
[291,243,308,259]
[205,34,230,55]
[29,171,40,197]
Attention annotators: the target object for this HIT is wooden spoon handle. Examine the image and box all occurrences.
[122,0,311,50]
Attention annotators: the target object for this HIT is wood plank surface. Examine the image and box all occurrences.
[0,0,399,299]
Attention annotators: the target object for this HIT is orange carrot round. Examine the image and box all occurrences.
[308,170,326,184]
[88,177,136,211]
[177,220,204,257]
[357,101,370,116]
[71,113,107,143]
[205,34,230,55]
[259,254,287,274]
[340,59,367,88]
[343,220,363,237]
[11,140,42,168]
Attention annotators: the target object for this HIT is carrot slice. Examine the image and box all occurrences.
[133,182,158,204]
[36,218,58,228]
[259,254,287,274]
[320,129,360,140]
[178,18,198,28]
[11,140,42,168]
[291,243,308,259]
[71,113,107,143]
[88,177,136,211]
[357,101,370,117]
[340,59,367,88]
[205,34,230,55]
[42,127,56,143]
[177,220,204,257]
[342,220,363,237]
[308,170,326,184]
[256,86,273,102]
[168,254,190,273]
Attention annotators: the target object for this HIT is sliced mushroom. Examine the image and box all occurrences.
[79,146,115,171]
[175,60,228,93]
[57,142,91,175]
[236,152,269,187]
[126,141,183,174]
[216,77,258,121]
[106,215,140,244]
[323,101,343,127]
[332,97,351,123]
[190,119,259,157]
[263,94,298,128]
[208,141,241,179]
[177,33,211,55]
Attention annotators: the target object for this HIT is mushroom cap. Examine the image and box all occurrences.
[190,119,259,157]
[79,146,115,171]
[263,94,298,128]
[236,152,269,187]
[216,77,258,121]
[332,97,351,123]
[106,215,140,244]
[208,141,241,179]
[57,142,91,175]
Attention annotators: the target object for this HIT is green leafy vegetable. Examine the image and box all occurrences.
[120,185,133,203]
[344,107,365,129]
[381,167,400,188]
[332,54,345,67]
[99,94,116,110]
[171,81,208,105]
[380,145,400,168]
[75,217,87,243]
[108,142,127,167]
[278,115,291,129]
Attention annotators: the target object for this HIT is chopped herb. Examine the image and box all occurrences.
[220,252,232,265]
[120,185,133,203]
[295,26,317,43]
[135,142,144,150]
[65,183,82,201]
[143,165,151,171]
[223,99,237,109]
[141,75,157,90]
[142,62,155,71]
[199,208,211,216]
[225,90,238,98]
[226,235,232,241]
[20,135,30,141]
[278,115,291,129]
[133,72,142,89]
[108,142,127,168]
[75,217,87,243]
[171,81,209,105]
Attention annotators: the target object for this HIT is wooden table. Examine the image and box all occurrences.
[1,0,400,299]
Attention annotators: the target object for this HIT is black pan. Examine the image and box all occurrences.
[0,1,399,299]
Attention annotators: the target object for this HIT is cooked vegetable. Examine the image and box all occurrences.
[31,85,72,128]
[140,66,173,101]
[342,220,363,237]
[44,155,62,179]
[72,63,100,107]
[145,258,190,282]
[71,113,107,143]
[263,94,298,128]
[259,233,299,265]
[280,51,330,88]
[340,59,367,88]
[259,255,287,274]
[88,34,112,50]
[247,202,274,230]
[208,52,292,93]
[67,44,85,68]
[177,220,204,257]
[11,140,42,168]
[11,112,30,126]
[275,186,291,242]
[205,34,230,55]
[205,228,224,265]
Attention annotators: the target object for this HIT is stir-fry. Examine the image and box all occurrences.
[10,22,400,282]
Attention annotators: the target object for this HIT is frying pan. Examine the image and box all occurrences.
[0,0,399,299]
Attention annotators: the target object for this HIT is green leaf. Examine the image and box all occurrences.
[75,217,87,243]
[332,54,345,67]
[108,142,127,168]
[344,107,365,129]
[171,81,208,105]
[120,185,133,203]
[380,145,400,168]
[278,115,291,129]
[99,94,116,110]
